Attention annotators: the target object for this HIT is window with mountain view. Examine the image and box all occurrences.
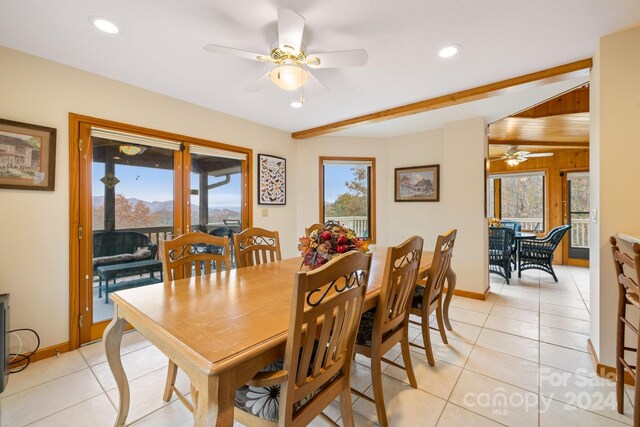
[489,172,545,232]
[320,157,375,241]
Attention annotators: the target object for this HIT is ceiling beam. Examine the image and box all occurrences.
[488,140,589,148]
[291,58,592,140]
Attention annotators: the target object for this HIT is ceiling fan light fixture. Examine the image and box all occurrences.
[506,158,520,166]
[438,44,461,58]
[90,17,120,34]
[270,62,308,91]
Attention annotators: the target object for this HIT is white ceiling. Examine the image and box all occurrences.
[0,0,638,137]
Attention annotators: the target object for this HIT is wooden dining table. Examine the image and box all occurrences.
[104,246,456,426]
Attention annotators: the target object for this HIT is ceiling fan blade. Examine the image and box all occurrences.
[204,44,268,62]
[304,70,329,95]
[245,72,271,92]
[525,153,554,158]
[306,49,369,68]
[278,8,305,53]
[516,151,530,156]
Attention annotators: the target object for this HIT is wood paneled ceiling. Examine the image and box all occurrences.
[489,86,589,158]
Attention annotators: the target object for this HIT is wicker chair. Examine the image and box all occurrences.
[489,227,515,284]
[501,221,521,270]
[518,225,571,282]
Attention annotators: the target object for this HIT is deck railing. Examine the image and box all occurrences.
[502,217,589,248]
[325,216,369,238]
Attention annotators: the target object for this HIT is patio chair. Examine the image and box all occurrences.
[610,236,640,425]
[234,251,372,426]
[353,236,423,427]
[161,231,231,408]
[501,221,521,270]
[233,227,282,268]
[409,229,456,366]
[518,225,571,281]
[489,227,515,284]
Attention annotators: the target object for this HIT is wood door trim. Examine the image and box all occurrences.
[292,59,592,139]
[68,113,254,349]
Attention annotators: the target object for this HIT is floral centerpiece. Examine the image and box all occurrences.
[298,221,370,270]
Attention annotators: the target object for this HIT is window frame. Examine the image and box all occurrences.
[318,156,376,243]
[489,171,547,233]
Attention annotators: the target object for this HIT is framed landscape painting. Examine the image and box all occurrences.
[258,154,286,205]
[0,118,56,191]
[395,164,440,202]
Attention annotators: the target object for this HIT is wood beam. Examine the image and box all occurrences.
[488,140,589,148]
[292,58,592,140]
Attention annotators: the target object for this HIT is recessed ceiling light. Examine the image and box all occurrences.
[438,44,461,58]
[290,100,303,109]
[91,17,119,34]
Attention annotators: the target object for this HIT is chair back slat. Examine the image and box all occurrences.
[280,251,372,424]
[611,237,640,296]
[233,227,282,268]
[424,229,457,305]
[375,236,424,337]
[305,223,324,237]
[161,232,231,281]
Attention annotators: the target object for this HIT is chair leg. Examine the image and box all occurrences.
[400,331,417,388]
[420,311,435,367]
[549,264,558,282]
[371,350,388,427]
[435,301,448,345]
[616,292,627,415]
[340,386,355,427]
[163,360,178,401]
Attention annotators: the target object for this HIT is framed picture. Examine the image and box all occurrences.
[394,164,440,202]
[258,154,286,205]
[0,118,56,191]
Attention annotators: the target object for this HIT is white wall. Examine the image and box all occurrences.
[386,119,489,295]
[590,26,640,366]
[0,46,298,349]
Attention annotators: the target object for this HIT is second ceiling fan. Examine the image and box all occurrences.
[204,8,368,98]
[492,146,554,166]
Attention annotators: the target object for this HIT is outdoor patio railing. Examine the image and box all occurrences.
[502,217,589,248]
[325,216,369,238]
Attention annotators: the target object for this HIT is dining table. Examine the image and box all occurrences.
[514,231,537,269]
[104,245,457,426]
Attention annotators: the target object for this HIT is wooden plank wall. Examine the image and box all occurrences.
[489,149,589,264]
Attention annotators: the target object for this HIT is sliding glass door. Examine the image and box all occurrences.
[74,120,251,345]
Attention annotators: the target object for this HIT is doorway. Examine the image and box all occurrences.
[564,171,590,264]
[69,114,252,347]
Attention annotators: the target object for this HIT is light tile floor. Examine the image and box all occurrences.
[1,266,635,426]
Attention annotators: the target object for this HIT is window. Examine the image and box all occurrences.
[320,157,376,241]
[489,172,545,232]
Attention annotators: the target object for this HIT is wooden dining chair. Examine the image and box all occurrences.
[233,227,282,268]
[234,251,373,427]
[160,231,231,410]
[409,229,456,366]
[305,223,324,237]
[610,236,640,426]
[353,236,424,427]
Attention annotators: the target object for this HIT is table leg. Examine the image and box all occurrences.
[193,371,234,427]
[104,315,130,427]
[444,268,457,331]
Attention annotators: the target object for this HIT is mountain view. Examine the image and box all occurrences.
[92,195,240,230]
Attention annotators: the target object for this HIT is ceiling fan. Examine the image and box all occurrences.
[203,8,368,102]
[491,146,554,166]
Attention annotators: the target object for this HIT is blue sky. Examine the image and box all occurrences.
[92,163,354,206]
[324,165,356,202]
[92,163,241,209]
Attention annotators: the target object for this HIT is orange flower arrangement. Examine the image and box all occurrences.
[298,221,370,270]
